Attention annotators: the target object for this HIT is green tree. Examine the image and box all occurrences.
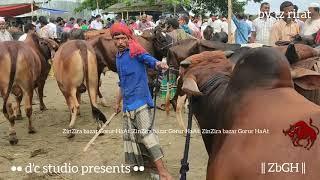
[74,0,118,12]
[195,0,264,16]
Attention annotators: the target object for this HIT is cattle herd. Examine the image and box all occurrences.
[1,28,320,179]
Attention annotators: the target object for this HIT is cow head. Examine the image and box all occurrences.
[39,38,59,59]
[179,51,234,96]
[279,43,319,64]
[291,67,320,90]
[153,27,173,57]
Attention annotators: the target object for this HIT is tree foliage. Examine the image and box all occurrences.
[74,0,118,12]
[74,0,264,15]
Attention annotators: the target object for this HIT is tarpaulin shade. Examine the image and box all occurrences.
[0,4,39,17]
[39,7,68,14]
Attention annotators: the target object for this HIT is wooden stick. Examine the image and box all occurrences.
[83,112,117,152]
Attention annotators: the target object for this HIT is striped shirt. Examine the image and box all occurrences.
[252,17,277,46]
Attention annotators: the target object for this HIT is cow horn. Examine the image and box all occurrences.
[182,77,203,96]
[224,51,234,58]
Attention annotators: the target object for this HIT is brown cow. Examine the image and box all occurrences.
[0,33,58,145]
[87,28,172,104]
[53,40,107,138]
[175,44,320,133]
[180,48,320,180]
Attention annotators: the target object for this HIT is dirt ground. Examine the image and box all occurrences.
[0,71,208,180]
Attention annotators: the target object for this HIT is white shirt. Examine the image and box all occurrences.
[90,20,103,30]
[246,20,253,37]
[0,30,13,41]
[212,19,223,33]
[302,18,320,36]
[221,21,236,33]
[252,16,277,46]
[47,22,57,39]
[18,33,27,41]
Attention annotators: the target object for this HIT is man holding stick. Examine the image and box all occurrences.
[111,23,173,180]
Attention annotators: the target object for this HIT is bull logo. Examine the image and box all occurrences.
[283,118,319,150]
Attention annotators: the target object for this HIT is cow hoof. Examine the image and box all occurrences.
[15,114,23,120]
[67,133,75,139]
[9,133,18,145]
[97,126,104,136]
[99,98,108,107]
[40,106,48,111]
[28,127,37,134]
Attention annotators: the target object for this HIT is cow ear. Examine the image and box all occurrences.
[182,77,203,96]
[291,67,320,90]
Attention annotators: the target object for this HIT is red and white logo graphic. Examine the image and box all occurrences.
[283,118,319,150]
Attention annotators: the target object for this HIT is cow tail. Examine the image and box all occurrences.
[78,41,107,124]
[3,47,17,117]
[309,118,319,135]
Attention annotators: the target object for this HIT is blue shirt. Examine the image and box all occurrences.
[116,49,158,112]
[232,15,251,44]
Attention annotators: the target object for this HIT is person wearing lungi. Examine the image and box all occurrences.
[111,23,173,180]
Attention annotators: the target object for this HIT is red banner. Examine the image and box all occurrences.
[0,4,39,17]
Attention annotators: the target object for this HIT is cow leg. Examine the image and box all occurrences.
[304,138,311,149]
[14,94,23,120]
[66,88,79,138]
[1,87,18,145]
[12,86,23,120]
[38,82,47,111]
[176,95,187,133]
[76,89,81,116]
[97,78,107,107]
[24,90,36,134]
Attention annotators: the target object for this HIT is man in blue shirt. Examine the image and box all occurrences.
[232,13,252,44]
[111,23,173,180]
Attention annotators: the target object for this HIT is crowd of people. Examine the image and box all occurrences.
[1,1,319,47]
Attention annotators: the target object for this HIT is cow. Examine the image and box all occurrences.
[53,40,107,138]
[61,28,172,106]
[0,33,58,145]
[86,28,172,104]
[203,26,228,43]
[165,39,241,131]
[179,48,320,180]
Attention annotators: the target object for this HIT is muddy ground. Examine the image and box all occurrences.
[0,72,208,180]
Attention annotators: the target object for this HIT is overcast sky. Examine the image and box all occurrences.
[244,0,317,14]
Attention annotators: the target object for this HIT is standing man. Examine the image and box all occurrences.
[90,15,103,30]
[111,23,173,180]
[0,17,13,41]
[232,13,251,44]
[47,17,58,39]
[251,2,277,45]
[302,3,320,36]
[178,14,192,35]
[212,15,223,33]
[270,1,300,46]
[138,14,152,31]
[293,5,305,33]
[18,23,36,41]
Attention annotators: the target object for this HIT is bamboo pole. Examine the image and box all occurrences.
[31,1,34,20]
[227,0,232,43]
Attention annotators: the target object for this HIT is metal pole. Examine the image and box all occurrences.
[227,0,232,43]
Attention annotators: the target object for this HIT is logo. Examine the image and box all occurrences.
[283,118,319,150]
[261,162,306,174]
